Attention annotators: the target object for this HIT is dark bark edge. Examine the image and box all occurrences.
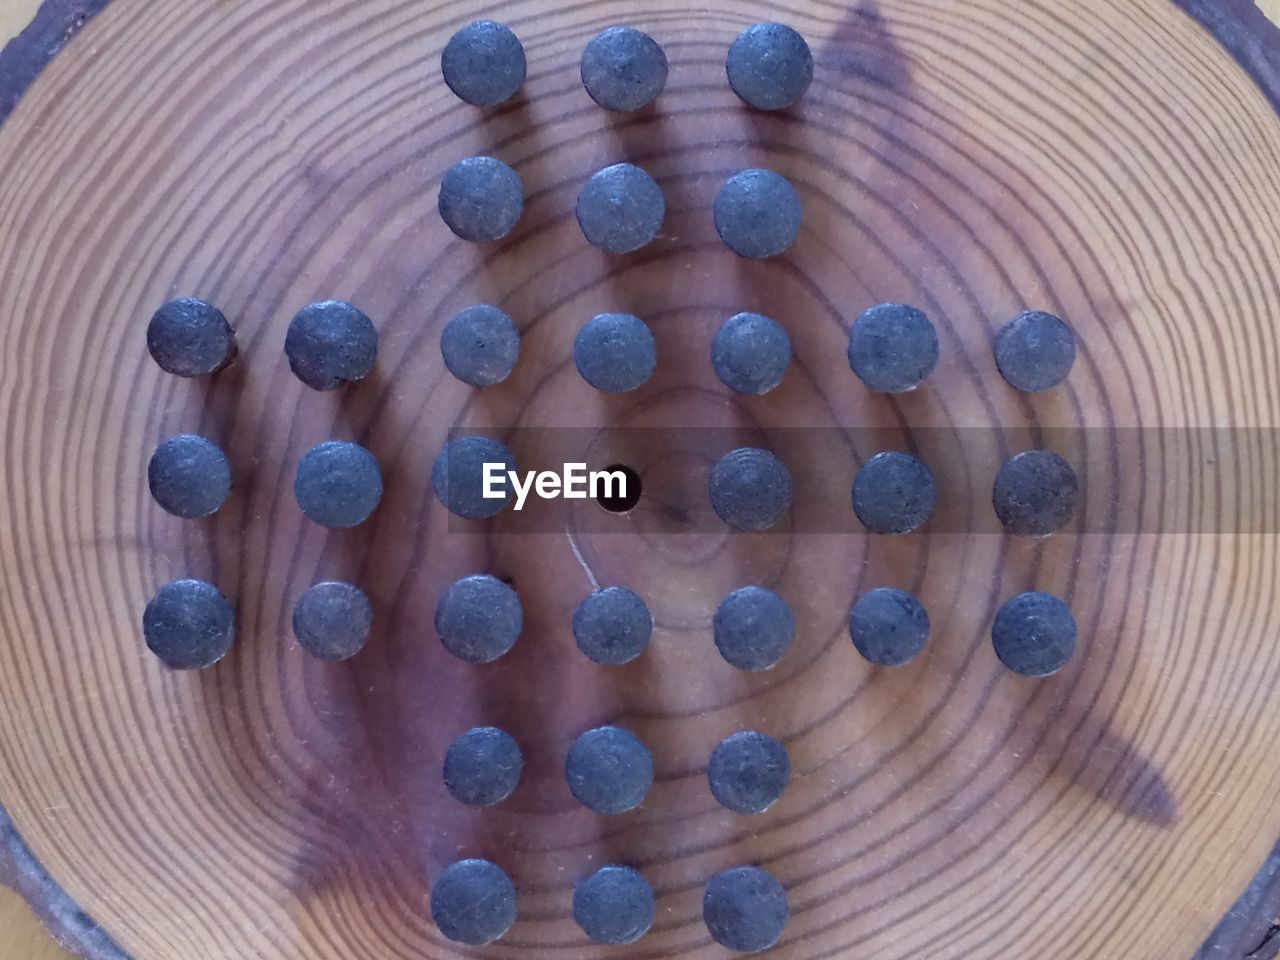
[0,0,109,126]
[0,806,131,958]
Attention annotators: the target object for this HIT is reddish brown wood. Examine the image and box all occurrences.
[0,1,1277,958]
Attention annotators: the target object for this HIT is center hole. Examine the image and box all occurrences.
[595,464,642,514]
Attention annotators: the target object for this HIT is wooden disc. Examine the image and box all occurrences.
[0,1,1277,957]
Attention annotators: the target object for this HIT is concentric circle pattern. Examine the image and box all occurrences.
[0,1,1277,958]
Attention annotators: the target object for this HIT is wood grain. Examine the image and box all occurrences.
[0,0,98,952]
[0,1,1277,959]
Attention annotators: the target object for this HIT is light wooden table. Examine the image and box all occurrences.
[0,1,35,44]
[0,1,1276,958]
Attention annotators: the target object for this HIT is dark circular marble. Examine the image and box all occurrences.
[443,726,523,807]
[142,579,234,670]
[713,586,794,671]
[434,574,522,664]
[993,309,1077,392]
[284,299,378,391]
[293,440,382,529]
[440,304,520,387]
[575,162,665,254]
[847,302,940,393]
[725,21,813,111]
[430,858,517,945]
[581,26,667,112]
[573,312,657,392]
[440,19,526,107]
[703,865,789,953]
[707,730,791,814]
[573,865,655,945]
[713,168,802,259]
[146,296,236,377]
[852,450,937,535]
[849,586,930,667]
[992,450,1079,536]
[291,581,372,661]
[708,447,792,532]
[147,434,231,519]
[438,156,524,243]
[572,586,652,665]
[992,591,1077,677]
[565,725,653,814]
[430,434,516,519]
[711,311,791,395]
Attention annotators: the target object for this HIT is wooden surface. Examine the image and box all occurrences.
[0,1,1279,959]
[0,892,69,960]
[0,0,36,37]
[0,6,70,958]
[0,0,80,955]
